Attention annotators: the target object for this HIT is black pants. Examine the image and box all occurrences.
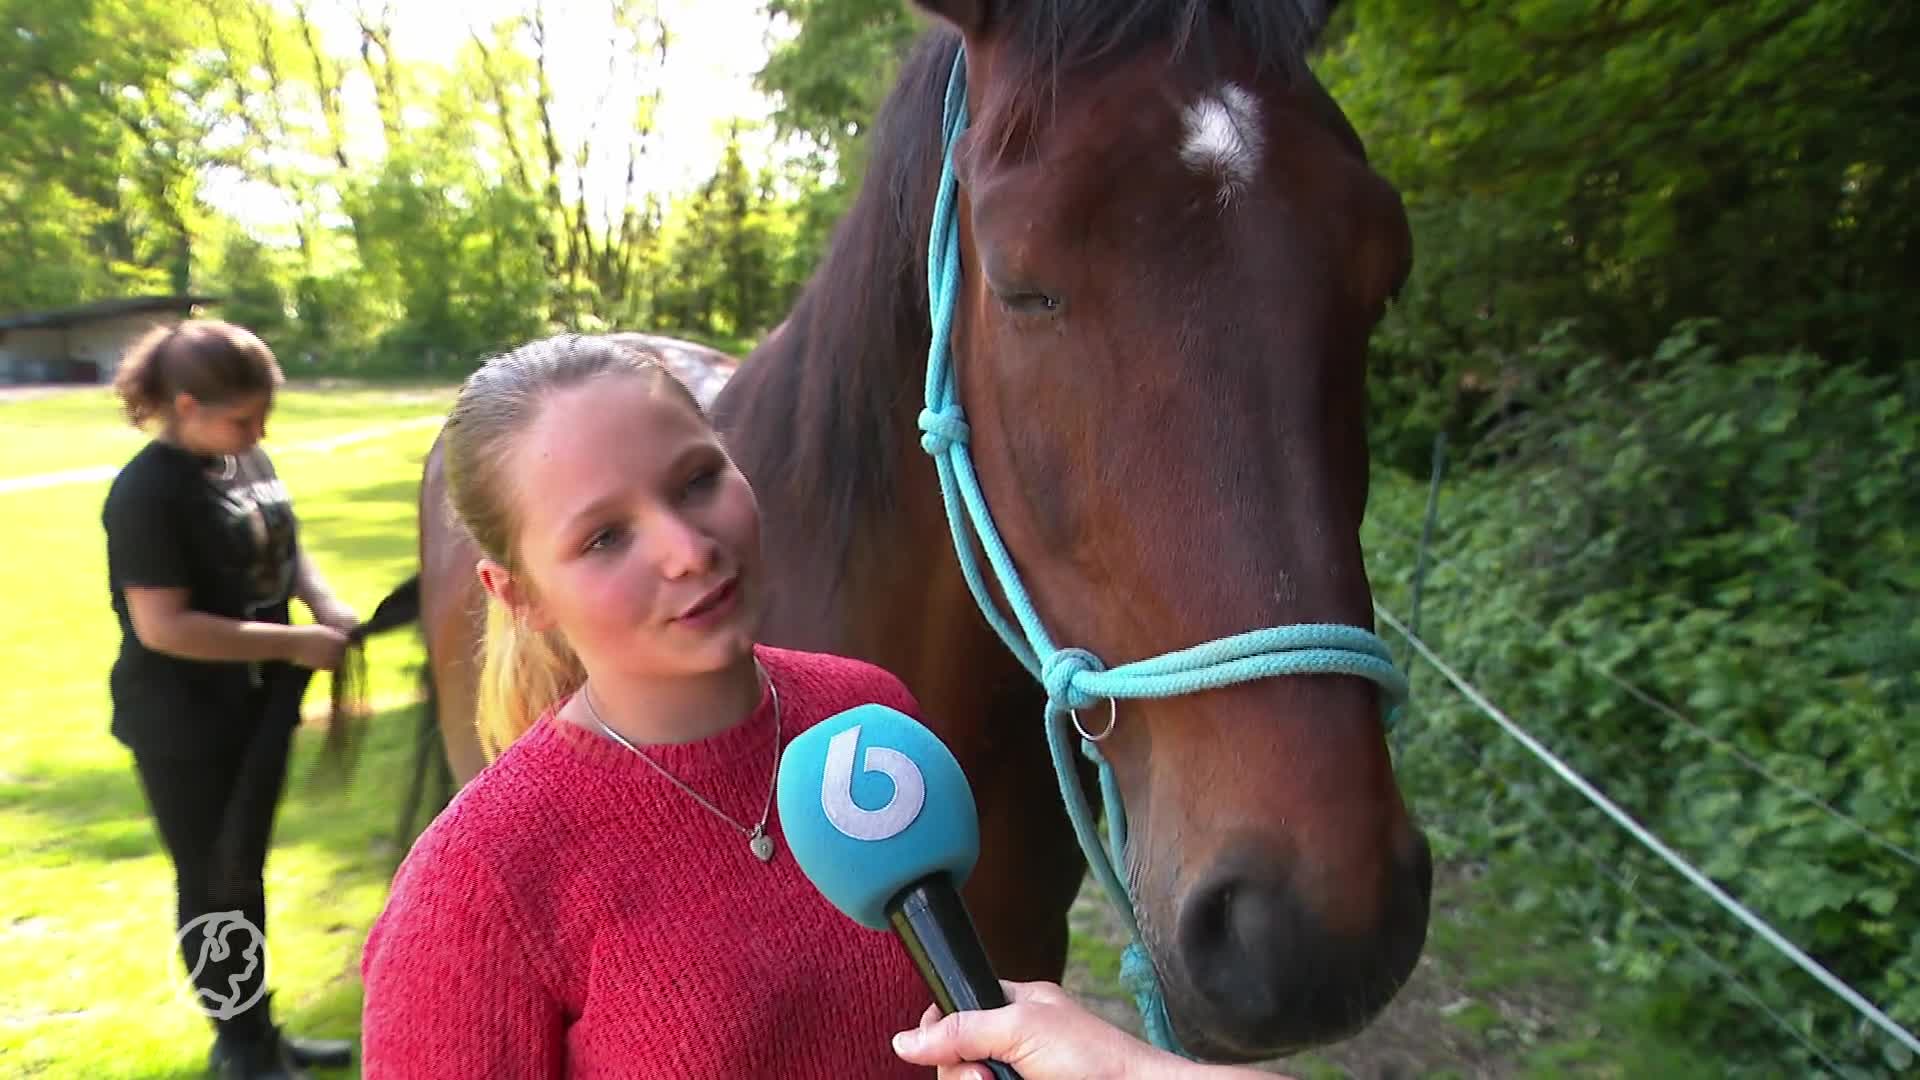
[131,688,298,1041]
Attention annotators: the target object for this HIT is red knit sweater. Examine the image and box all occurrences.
[360,646,934,1078]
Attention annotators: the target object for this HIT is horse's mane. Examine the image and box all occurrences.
[734,32,957,555]
[738,1,1333,563]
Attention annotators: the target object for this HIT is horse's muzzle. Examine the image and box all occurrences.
[1168,825,1434,1059]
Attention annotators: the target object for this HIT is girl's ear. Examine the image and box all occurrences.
[476,559,556,632]
[172,391,198,422]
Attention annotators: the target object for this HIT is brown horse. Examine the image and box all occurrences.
[378,0,1430,1061]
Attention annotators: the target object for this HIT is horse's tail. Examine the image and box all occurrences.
[392,652,449,855]
[315,575,422,784]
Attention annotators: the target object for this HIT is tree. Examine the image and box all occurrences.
[0,0,829,369]
[0,0,211,306]
[755,0,920,257]
[1323,0,1919,372]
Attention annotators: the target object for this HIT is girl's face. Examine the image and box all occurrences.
[173,391,271,456]
[480,372,765,683]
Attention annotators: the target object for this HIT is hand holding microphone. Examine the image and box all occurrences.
[777,703,1023,1080]
[894,979,1289,1080]
[777,704,1290,1080]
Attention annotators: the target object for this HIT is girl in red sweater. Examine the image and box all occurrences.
[360,335,933,1077]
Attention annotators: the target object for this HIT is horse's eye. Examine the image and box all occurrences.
[998,289,1062,316]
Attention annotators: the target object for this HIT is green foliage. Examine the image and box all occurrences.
[648,132,800,343]
[756,0,921,258]
[1327,20,1919,1060]
[758,0,918,172]
[0,0,834,371]
[346,144,550,367]
[205,233,295,346]
[1369,323,1918,1075]
[1329,0,1919,473]
[0,0,207,302]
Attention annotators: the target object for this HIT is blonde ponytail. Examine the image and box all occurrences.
[476,599,587,761]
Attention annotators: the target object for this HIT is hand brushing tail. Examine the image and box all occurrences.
[315,574,422,784]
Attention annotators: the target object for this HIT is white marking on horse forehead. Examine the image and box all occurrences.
[1179,83,1263,205]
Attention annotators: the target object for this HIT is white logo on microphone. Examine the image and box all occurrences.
[821,725,925,841]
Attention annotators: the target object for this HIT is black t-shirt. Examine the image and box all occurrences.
[102,440,300,756]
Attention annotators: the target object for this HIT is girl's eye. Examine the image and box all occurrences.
[583,525,625,555]
[683,467,720,497]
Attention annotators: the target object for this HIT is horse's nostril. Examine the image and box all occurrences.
[1196,880,1237,945]
[1172,840,1432,1056]
[1177,869,1293,1025]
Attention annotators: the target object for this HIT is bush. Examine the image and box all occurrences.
[1369,322,1919,1076]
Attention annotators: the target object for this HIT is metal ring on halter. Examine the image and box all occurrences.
[1071,697,1119,742]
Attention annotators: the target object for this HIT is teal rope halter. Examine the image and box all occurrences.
[916,51,1410,1056]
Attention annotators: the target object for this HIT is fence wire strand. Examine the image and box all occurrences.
[1374,603,1920,1060]
[1366,519,1920,874]
[1420,723,1849,1074]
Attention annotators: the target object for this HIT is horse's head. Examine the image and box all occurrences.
[916,0,1429,1058]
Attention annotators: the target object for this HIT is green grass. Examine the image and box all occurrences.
[0,382,454,482]
[0,386,449,1078]
[1414,859,1732,1078]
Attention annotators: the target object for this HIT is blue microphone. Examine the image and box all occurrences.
[777,703,1023,1080]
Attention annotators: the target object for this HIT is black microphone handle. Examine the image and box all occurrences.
[888,878,1025,1080]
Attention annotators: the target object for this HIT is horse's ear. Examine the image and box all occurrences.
[1293,0,1339,43]
[912,0,995,35]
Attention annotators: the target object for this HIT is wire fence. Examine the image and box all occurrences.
[1411,706,1851,1075]
[1374,601,1918,1061]
[1364,518,1920,874]
[1357,465,1918,1073]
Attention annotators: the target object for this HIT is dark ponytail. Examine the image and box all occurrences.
[113,319,284,427]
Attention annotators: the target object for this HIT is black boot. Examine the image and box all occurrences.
[209,992,355,1077]
[260,990,353,1070]
[273,1029,353,1070]
[208,1026,309,1080]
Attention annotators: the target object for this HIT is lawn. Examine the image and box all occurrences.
[0,383,453,1079]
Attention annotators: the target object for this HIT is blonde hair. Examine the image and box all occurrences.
[441,334,704,759]
[476,603,587,760]
[113,319,284,427]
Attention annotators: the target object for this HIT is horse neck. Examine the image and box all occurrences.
[724,295,910,608]
[722,299,1030,723]
[714,29,1033,718]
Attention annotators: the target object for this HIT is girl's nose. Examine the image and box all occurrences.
[651,512,718,579]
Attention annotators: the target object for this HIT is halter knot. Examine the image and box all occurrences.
[918,406,971,456]
[1041,647,1105,712]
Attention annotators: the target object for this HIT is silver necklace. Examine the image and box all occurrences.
[581,662,781,863]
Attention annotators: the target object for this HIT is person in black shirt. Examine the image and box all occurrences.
[102,320,359,1079]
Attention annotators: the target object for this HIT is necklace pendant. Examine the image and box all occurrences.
[749,826,775,863]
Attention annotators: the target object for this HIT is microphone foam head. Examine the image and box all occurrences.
[776,703,979,929]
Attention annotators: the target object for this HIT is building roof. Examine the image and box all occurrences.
[0,295,220,332]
